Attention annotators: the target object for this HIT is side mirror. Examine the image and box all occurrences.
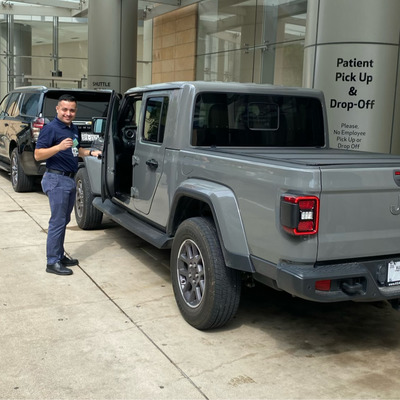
[92,117,107,136]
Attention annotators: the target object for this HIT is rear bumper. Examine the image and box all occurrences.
[252,255,400,302]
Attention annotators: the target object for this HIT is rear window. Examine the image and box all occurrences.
[192,92,325,147]
[42,91,110,121]
[20,93,40,116]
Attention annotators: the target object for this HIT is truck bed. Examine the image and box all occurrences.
[187,146,400,263]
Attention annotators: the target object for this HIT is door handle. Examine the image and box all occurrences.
[146,159,158,169]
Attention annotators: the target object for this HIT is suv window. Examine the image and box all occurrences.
[42,93,110,120]
[0,94,9,117]
[5,92,21,117]
[20,93,41,116]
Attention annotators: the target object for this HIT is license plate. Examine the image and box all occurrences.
[81,133,99,142]
[387,261,400,286]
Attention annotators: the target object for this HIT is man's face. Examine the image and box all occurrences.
[56,100,77,125]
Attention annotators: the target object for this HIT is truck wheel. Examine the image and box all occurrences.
[74,167,103,230]
[10,148,34,192]
[171,217,241,330]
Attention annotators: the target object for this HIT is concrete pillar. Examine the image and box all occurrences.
[88,0,137,94]
[303,0,400,154]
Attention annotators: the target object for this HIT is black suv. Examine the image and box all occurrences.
[0,86,111,192]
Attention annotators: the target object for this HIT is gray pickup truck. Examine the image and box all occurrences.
[75,81,400,330]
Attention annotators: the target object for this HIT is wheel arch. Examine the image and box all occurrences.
[9,140,17,156]
[168,179,255,273]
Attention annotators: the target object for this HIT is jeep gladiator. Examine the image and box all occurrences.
[75,81,400,330]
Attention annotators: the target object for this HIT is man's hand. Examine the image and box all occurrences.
[59,137,73,150]
[34,138,74,161]
[78,147,102,158]
[90,149,102,158]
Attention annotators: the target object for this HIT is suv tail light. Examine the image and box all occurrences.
[31,117,45,141]
[280,194,319,235]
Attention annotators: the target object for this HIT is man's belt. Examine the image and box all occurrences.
[46,168,75,178]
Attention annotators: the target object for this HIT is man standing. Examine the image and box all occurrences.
[34,94,101,276]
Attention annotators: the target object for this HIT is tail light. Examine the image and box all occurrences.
[315,280,331,291]
[31,117,45,141]
[280,194,319,235]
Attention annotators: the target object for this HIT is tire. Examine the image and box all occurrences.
[10,148,35,192]
[74,167,103,230]
[170,217,242,330]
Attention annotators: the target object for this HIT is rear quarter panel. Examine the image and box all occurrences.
[179,150,322,265]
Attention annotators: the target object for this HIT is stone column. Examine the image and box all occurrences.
[88,0,137,93]
[303,0,400,153]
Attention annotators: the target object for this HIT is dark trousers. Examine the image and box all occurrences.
[41,172,76,264]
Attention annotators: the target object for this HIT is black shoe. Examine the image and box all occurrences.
[60,254,79,267]
[46,262,73,276]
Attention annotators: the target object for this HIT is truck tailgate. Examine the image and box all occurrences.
[318,163,400,261]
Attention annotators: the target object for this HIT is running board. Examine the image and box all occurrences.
[93,197,172,249]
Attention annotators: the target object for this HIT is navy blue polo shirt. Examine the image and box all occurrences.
[36,117,81,173]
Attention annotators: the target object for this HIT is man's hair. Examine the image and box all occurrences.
[58,94,77,103]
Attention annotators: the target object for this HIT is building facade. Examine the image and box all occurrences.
[0,0,399,153]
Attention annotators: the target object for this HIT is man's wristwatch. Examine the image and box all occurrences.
[89,150,92,156]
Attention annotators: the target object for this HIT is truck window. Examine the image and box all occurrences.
[143,96,169,144]
[121,97,142,127]
[192,92,325,147]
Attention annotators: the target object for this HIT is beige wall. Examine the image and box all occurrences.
[152,4,197,83]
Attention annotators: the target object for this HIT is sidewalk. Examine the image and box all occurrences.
[1,170,400,400]
[0,172,204,399]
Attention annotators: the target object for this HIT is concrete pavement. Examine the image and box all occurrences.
[1,169,400,400]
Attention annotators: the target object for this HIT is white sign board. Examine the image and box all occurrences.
[313,44,397,153]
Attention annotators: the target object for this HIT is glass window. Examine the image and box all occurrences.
[197,0,256,83]
[0,94,10,117]
[42,91,110,120]
[58,18,88,88]
[143,97,169,143]
[5,92,21,116]
[137,19,153,86]
[0,15,8,96]
[20,93,40,116]
[256,2,307,86]
[197,0,308,86]
[120,96,142,128]
[2,15,89,91]
[192,92,324,147]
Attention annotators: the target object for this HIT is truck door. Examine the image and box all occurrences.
[132,95,169,215]
[101,91,120,200]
